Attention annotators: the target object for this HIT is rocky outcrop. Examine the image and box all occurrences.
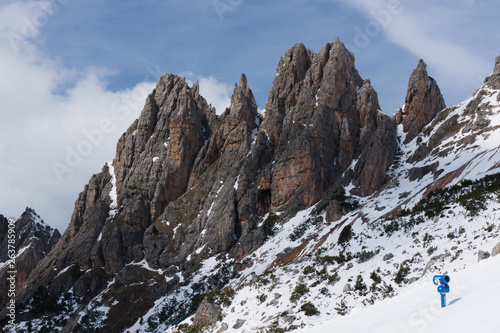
[11,73,260,332]
[349,81,397,195]
[408,58,500,164]
[492,242,500,257]
[408,162,440,182]
[397,59,446,143]
[5,39,404,332]
[192,298,222,327]
[484,56,500,89]
[102,74,214,274]
[478,250,490,262]
[0,208,60,309]
[326,201,346,222]
[11,75,217,332]
[262,38,397,208]
[15,168,114,304]
[143,73,260,272]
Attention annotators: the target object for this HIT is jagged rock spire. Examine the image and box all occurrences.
[261,39,396,207]
[484,55,500,89]
[399,59,446,143]
[494,56,500,75]
[239,73,248,89]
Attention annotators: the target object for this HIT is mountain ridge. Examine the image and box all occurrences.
[1,39,499,333]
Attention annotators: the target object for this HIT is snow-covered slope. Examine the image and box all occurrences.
[159,191,498,332]
[297,255,500,333]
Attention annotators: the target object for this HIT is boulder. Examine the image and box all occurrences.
[326,201,344,222]
[217,323,229,333]
[193,298,222,327]
[233,319,246,329]
[484,55,500,89]
[492,242,500,257]
[478,250,490,262]
[383,253,394,261]
[423,255,443,275]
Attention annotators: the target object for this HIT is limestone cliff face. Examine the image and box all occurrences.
[100,74,214,274]
[261,38,397,206]
[397,59,446,143]
[7,40,407,332]
[142,73,261,273]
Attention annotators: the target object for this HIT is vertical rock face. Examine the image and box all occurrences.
[142,73,260,272]
[8,39,402,332]
[350,80,398,195]
[399,59,446,143]
[114,74,213,223]
[0,209,60,309]
[262,38,397,206]
[103,74,214,273]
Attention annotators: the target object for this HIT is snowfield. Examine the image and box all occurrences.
[297,255,500,333]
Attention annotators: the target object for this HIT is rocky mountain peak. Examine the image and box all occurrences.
[398,59,446,143]
[260,39,395,211]
[0,208,60,263]
[484,55,500,89]
[238,73,248,89]
[0,208,60,310]
[114,73,213,222]
[494,55,500,74]
[228,73,257,126]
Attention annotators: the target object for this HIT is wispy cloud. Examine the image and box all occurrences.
[0,1,241,230]
[0,1,157,230]
[336,0,496,98]
[183,72,233,114]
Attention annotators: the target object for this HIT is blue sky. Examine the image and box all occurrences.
[0,0,499,231]
[37,0,499,112]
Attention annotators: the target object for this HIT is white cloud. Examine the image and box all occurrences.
[0,1,236,231]
[0,1,155,231]
[337,0,493,99]
[198,76,233,115]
